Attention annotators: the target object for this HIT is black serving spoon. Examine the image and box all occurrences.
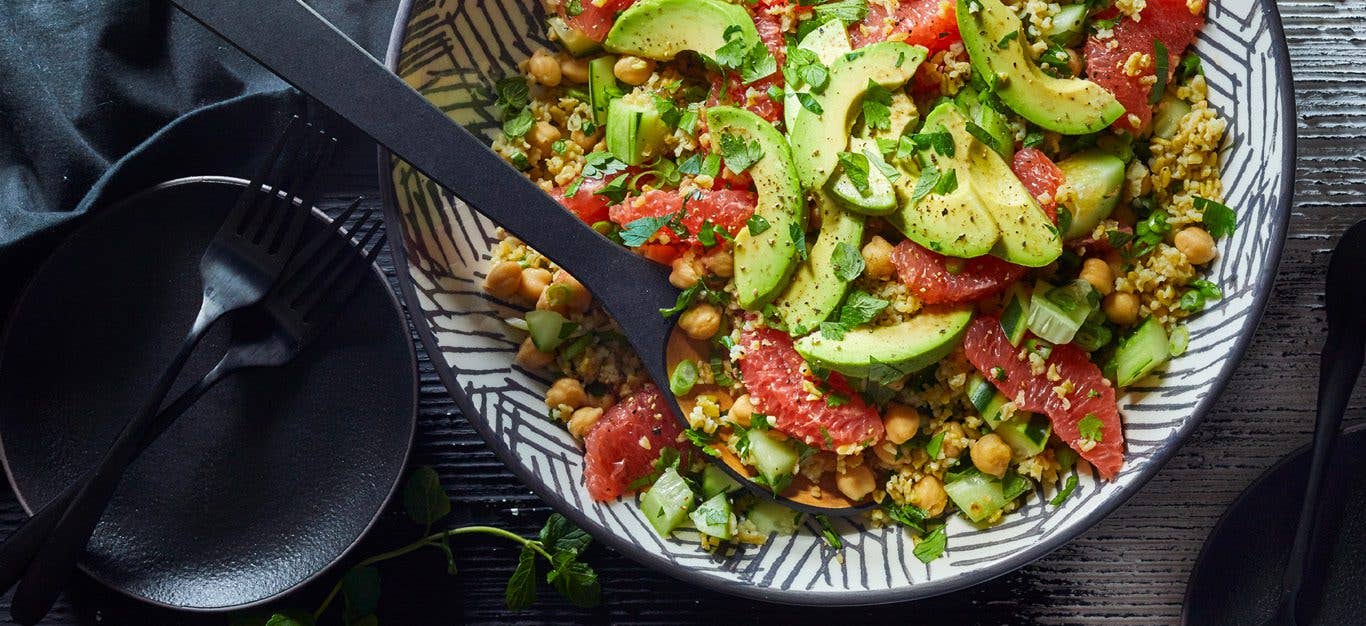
[1264,220,1366,624]
[167,0,866,514]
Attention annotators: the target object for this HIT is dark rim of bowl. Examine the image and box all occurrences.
[376,1,1298,606]
[0,175,419,613]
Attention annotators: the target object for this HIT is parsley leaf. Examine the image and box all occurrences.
[913,525,947,563]
[619,214,673,247]
[747,214,772,235]
[926,431,945,459]
[882,501,928,533]
[713,25,749,70]
[741,41,778,83]
[997,30,1019,49]
[964,119,1006,156]
[814,514,844,549]
[581,151,627,179]
[832,241,865,282]
[1176,51,1203,83]
[909,131,955,157]
[1193,196,1236,238]
[836,151,872,194]
[718,132,764,173]
[1078,413,1104,442]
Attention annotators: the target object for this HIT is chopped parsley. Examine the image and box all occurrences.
[746,213,772,235]
[1023,129,1045,148]
[1148,39,1170,105]
[718,132,764,174]
[910,167,941,205]
[1193,196,1236,238]
[1078,413,1104,443]
[925,431,945,459]
[564,0,584,16]
[789,222,808,260]
[861,80,894,130]
[881,501,928,533]
[619,213,674,247]
[907,131,955,157]
[814,514,844,549]
[913,525,947,563]
[997,30,1019,49]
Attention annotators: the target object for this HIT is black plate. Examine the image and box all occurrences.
[1185,422,1366,624]
[0,176,416,611]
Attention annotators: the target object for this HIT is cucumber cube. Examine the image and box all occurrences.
[700,463,742,499]
[689,493,734,540]
[639,467,695,536]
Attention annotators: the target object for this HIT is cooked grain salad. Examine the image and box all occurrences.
[482,0,1231,558]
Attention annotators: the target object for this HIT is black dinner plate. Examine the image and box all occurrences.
[1184,421,1366,624]
[0,176,416,611]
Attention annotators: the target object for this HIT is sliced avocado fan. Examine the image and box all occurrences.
[603,0,761,61]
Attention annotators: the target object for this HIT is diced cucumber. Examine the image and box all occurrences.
[525,310,571,352]
[700,463,742,499]
[999,283,1031,346]
[588,55,621,125]
[605,97,669,165]
[1057,150,1126,239]
[944,467,1008,523]
[548,16,600,57]
[1153,95,1192,140]
[639,466,696,536]
[745,428,799,492]
[689,493,734,540]
[827,141,898,215]
[966,373,1051,456]
[1026,279,1098,344]
[745,498,803,535]
[1108,317,1170,387]
[1046,5,1088,47]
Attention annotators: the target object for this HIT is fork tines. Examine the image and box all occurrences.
[225,115,339,257]
[275,199,385,326]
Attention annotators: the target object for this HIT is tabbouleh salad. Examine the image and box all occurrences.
[479,0,1231,558]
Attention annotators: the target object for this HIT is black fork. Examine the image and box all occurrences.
[0,119,337,624]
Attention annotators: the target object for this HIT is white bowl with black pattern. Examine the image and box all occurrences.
[376,0,1296,605]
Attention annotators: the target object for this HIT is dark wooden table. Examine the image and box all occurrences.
[2,0,1364,623]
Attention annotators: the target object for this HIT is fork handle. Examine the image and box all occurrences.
[7,321,216,624]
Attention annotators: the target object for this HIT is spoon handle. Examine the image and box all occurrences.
[1275,228,1366,623]
[169,0,675,316]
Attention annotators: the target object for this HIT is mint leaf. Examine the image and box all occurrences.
[813,0,869,25]
[910,166,941,205]
[838,289,888,326]
[819,322,848,340]
[832,241,866,282]
[538,513,592,556]
[505,544,538,610]
[861,80,893,130]
[547,552,601,608]
[402,466,451,528]
[495,76,530,113]
[502,108,534,138]
[795,92,824,114]
[836,151,872,194]
[341,566,380,623]
[882,502,928,533]
[934,168,958,194]
[790,222,808,260]
[718,132,764,173]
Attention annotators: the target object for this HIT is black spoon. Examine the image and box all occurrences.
[167,0,865,514]
[1267,219,1366,624]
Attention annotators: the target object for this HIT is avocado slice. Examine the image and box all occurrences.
[889,103,1062,267]
[706,106,805,310]
[783,19,854,131]
[790,41,927,191]
[826,139,898,215]
[794,305,974,381]
[603,0,760,61]
[1056,149,1125,239]
[957,0,1124,135]
[770,191,863,333]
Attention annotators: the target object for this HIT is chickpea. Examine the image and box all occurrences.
[669,253,703,289]
[545,377,588,410]
[938,423,967,458]
[1079,257,1114,296]
[567,406,604,438]
[527,121,561,153]
[908,475,948,517]
[861,235,896,280]
[571,128,601,151]
[728,394,754,427]
[527,49,562,86]
[518,267,552,302]
[537,270,591,314]
[882,403,920,445]
[515,337,555,369]
[559,57,589,84]
[836,463,877,501]
[612,55,655,85]
[679,303,722,340]
[970,433,1013,478]
[1175,226,1217,265]
[701,247,734,277]
[483,260,523,299]
[1103,291,1141,326]
[1103,248,1125,277]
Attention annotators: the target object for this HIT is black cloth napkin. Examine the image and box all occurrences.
[0,0,396,315]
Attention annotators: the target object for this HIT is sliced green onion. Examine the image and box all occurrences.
[670,359,698,396]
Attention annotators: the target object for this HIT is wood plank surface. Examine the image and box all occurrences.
[1,1,1363,623]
